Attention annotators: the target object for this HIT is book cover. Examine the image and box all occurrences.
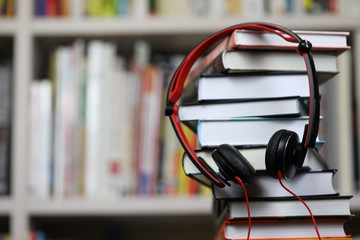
[216,195,352,220]
[179,97,307,122]
[229,30,350,54]
[84,40,105,198]
[0,59,11,195]
[29,80,52,200]
[208,50,338,84]
[181,73,311,104]
[187,29,349,85]
[212,170,338,199]
[183,147,327,186]
[216,218,350,240]
[197,116,322,147]
[137,65,164,195]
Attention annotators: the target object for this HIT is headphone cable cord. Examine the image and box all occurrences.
[235,176,251,240]
[277,170,322,240]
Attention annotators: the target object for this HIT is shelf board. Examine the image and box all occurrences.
[26,193,360,216]
[1,15,359,37]
[30,15,360,37]
[27,196,213,216]
[31,17,218,36]
[0,197,13,215]
[0,18,16,35]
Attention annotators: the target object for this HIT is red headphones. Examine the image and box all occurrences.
[165,22,320,188]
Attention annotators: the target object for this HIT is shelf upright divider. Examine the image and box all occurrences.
[12,0,33,238]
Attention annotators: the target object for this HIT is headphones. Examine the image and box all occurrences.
[165,22,320,188]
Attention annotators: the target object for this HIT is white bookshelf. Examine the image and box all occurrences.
[0,197,13,215]
[26,196,212,216]
[1,0,360,239]
[23,15,360,36]
[0,19,16,35]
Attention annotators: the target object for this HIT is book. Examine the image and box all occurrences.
[214,233,351,240]
[84,40,140,198]
[97,41,127,199]
[211,170,338,199]
[136,65,164,195]
[226,30,350,54]
[52,40,84,199]
[160,109,183,195]
[29,80,52,200]
[188,29,349,84]
[5,0,14,17]
[179,97,307,122]
[114,69,139,196]
[35,0,47,16]
[0,129,10,195]
[46,0,57,16]
[206,50,338,84]
[182,147,327,186]
[181,73,311,104]
[0,61,11,111]
[0,59,11,195]
[197,116,321,147]
[215,218,350,240]
[215,195,352,220]
[177,122,201,196]
[84,40,105,199]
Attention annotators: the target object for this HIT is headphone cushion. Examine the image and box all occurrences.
[212,144,256,184]
[265,129,286,178]
[266,129,300,179]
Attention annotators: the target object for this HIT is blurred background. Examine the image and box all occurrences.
[0,0,359,239]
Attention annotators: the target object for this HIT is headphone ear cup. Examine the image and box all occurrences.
[266,130,285,179]
[266,129,300,179]
[212,144,256,184]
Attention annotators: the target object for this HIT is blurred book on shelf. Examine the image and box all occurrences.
[0,0,15,17]
[0,58,12,196]
[28,39,208,200]
[32,0,360,19]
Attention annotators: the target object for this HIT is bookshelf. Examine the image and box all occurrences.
[1,0,360,239]
[26,196,212,216]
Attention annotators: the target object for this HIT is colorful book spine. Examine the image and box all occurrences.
[32,0,360,18]
[28,39,204,199]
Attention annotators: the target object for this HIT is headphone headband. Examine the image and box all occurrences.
[165,22,320,187]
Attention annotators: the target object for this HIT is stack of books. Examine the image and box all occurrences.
[211,170,353,239]
[178,29,353,239]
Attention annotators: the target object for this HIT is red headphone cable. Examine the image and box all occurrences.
[277,170,322,240]
[235,176,251,240]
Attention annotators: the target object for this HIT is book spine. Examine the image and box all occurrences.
[35,0,47,17]
[84,41,104,199]
[0,61,11,195]
[46,0,58,17]
[137,66,164,195]
[29,81,52,200]
[33,0,360,18]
